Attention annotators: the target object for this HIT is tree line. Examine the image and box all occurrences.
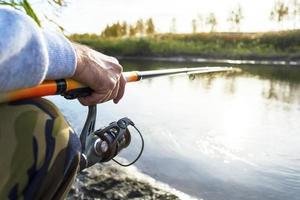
[101,18,155,38]
[101,0,300,38]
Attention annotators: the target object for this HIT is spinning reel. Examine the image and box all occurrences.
[79,105,144,171]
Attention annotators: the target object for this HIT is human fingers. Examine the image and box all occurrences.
[106,79,120,102]
[78,91,112,106]
[113,75,126,104]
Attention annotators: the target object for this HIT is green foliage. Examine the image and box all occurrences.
[21,0,41,26]
[0,0,41,26]
[52,0,64,6]
[69,30,300,60]
[0,0,18,7]
[0,0,65,28]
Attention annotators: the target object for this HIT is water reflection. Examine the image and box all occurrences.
[124,61,300,105]
[195,72,300,104]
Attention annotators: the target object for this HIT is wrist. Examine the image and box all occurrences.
[72,43,95,87]
[73,44,87,79]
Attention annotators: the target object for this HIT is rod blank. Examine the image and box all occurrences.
[0,67,233,103]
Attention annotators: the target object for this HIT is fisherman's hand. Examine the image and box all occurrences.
[72,44,126,106]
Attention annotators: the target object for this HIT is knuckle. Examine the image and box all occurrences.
[107,79,116,89]
[114,63,123,74]
[109,56,120,64]
[108,59,122,73]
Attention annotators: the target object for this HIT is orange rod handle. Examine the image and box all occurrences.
[0,72,139,103]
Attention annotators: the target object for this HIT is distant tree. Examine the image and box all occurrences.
[101,22,126,38]
[290,0,300,28]
[135,19,145,36]
[197,14,204,32]
[206,13,217,32]
[170,17,177,33]
[111,22,121,37]
[146,18,155,35]
[227,5,244,32]
[191,19,197,33]
[101,25,109,37]
[101,25,112,38]
[129,24,138,37]
[270,0,289,29]
[121,21,128,36]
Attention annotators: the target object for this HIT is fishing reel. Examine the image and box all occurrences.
[79,105,144,171]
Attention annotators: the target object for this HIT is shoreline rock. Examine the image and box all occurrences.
[68,163,180,200]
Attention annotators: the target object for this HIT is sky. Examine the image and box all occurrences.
[39,0,298,34]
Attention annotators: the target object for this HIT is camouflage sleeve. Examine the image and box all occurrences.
[0,98,81,200]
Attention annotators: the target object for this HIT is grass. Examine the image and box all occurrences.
[69,30,300,60]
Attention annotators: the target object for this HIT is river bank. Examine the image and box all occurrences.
[69,30,300,62]
[117,56,300,66]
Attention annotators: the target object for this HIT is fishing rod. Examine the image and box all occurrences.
[0,66,233,171]
[0,67,231,103]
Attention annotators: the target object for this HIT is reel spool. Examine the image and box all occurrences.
[94,118,132,162]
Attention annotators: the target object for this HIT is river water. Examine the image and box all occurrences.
[49,59,300,200]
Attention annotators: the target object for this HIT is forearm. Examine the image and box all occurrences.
[0,7,76,92]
